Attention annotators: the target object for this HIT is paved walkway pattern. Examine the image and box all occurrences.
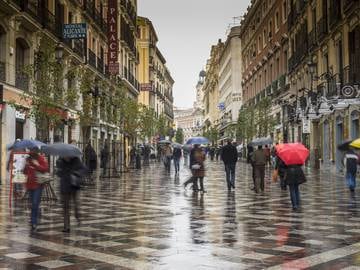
[1,161,360,269]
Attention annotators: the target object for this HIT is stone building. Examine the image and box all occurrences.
[0,0,140,180]
[287,0,360,171]
[202,39,224,133]
[218,26,243,143]
[174,107,203,143]
[240,0,290,143]
[137,16,174,130]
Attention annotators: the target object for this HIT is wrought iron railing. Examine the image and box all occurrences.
[88,49,96,69]
[73,39,84,58]
[317,17,328,42]
[0,61,5,82]
[97,57,104,74]
[15,72,29,91]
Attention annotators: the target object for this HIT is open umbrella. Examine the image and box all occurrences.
[41,143,82,157]
[275,143,309,166]
[172,143,182,149]
[350,138,360,149]
[250,137,273,146]
[8,139,46,151]
[338,140,353,151]
[159,139,172,144]
[186,136,210,145]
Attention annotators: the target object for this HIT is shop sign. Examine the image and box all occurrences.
[63,23,87,39]
[107,0,119,75]
[218,102,225,111]
[15,110,26,121]
[302,119,311,134]
[140,83,153,92]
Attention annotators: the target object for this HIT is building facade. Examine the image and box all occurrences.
[218,26,243,142]
[137,16,174,130]
[174,107,203,143]
[0,0,139,180]
[240,0,289,143]
[287,0,360,171]
[202,39,224,133]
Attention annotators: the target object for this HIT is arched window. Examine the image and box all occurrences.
[0,25,6,82]
[15,38,30,91]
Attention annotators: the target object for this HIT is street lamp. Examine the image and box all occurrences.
[55,44,64,62]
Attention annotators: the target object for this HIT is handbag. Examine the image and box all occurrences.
[191,164,201,170]
[272,169,279,182]
[35,171,52,184]
[70,172,84,188]
[13,173,27,184]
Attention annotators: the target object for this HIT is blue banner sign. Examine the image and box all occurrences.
[63,23,87,39]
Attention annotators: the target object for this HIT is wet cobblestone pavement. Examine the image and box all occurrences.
[1,160,360,269]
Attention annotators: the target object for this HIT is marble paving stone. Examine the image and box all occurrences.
[5,252,40,259]
[126,247,158,254]
[35,260,74,268]
[341,266,360,270]
[240,251,273,260]
[302,239,325,245]
[132,236,158,242]
[39,230,62,236]
[64,235,92,241]
[0,246,8,250]
[326,234,352,239]
[101,231,127,237]
[92,241,122,247]
[273,245,305,252]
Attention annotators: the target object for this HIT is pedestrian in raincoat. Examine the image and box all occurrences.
[275,155,287,190]
[344,149,358,192]
[251,145,266,193]
[100,144,109,176]
[221,140,238,191]
[84,142,97,176]
[184,144,206,192]
[56,157,87,232]
[24,150,49,232]
[284,165,306,210]
[162,143,173,173]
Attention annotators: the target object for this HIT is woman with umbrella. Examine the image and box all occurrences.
[42,143,87,232]
[275,143,309,210]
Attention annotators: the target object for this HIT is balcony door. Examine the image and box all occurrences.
[15,38,29,91]
[0,26,6,82]
[349,26,360,84]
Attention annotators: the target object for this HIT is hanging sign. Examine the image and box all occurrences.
[63,23,87,39]
[302,119,311,134]
[108,0,119,75]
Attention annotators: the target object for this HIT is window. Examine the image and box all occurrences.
[68,12,73,23]
[269,21,273,39]
[275,11,280,31]
[263,29,267,48]
[282,1,287,22]
[284,50,288,72]
[312,8,316,31]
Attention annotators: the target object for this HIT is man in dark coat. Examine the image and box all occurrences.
[284,165,306,210]
[56,157,87,232]
[84,142,97,175]
[100,144,109,175]
[221,140,238,190]
[344,149,358,192]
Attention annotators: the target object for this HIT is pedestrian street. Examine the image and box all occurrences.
[1,160,360,269]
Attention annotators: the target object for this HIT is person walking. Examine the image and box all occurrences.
[84,142,97,177]
[189,144,206,192]
[284,165,306,210]
[275,155,287,190]
[264,145,271,166]
[221,140,238,191]
[215,146,220,161]
[24,150,49,232]
[344,149,358,192]
[251,145,266,193]
[100,144,109,176]
[162,143,173,173]
[209,146,215,161]
[173,147,182,174]
[56,156,87,233]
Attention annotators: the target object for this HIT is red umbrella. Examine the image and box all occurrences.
[275,143,309,166]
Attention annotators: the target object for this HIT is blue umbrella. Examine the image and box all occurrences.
[186,136,210,145]
[8,139,46,151]
[41,143,82,157]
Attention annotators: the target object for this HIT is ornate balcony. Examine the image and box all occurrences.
[22,0,42,23]
[0,61,5,82]
[88,49,96,69]
[343,0,356,12]
[73,39,84,58]
[308,29,317,51]
[43,9,56,36]
[15,72,29,91]
[329,0,342,30]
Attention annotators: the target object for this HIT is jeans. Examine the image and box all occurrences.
[62,191,80,230]
[29,187,43,226]
[165,156,171,172]
[193,177,204,191]
[174,158,180,173]
[289,184,300,209]
[346,172,356,190]
[225,163,236,189]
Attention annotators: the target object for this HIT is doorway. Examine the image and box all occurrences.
[335,117,344,172]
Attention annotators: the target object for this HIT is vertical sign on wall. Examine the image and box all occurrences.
[108,0,119,75]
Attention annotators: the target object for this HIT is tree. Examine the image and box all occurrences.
[175,128,184,144]
[138,106,157,141]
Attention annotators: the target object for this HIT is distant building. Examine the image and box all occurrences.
[218,26,243,142]
[174,107,203,143]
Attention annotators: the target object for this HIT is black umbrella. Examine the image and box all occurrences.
[337,140,353,151]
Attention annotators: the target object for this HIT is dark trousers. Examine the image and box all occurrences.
[165,156,171,172]
[184,176,204,191]
[225,163,236,189]
[289,184,300,209]
[29,187,43,226]
[254,165,265,192]
[174,158,180,173]
[62,191,80,230]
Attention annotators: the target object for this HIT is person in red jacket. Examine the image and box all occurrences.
[24,150,49,232]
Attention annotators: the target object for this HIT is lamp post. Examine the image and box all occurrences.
[55,44,64,63]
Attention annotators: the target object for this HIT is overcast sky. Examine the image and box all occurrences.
[138,0,249,108]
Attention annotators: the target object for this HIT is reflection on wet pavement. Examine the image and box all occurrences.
[1,160,360,269]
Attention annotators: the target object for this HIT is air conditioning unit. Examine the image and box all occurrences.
[340,84,360,99]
